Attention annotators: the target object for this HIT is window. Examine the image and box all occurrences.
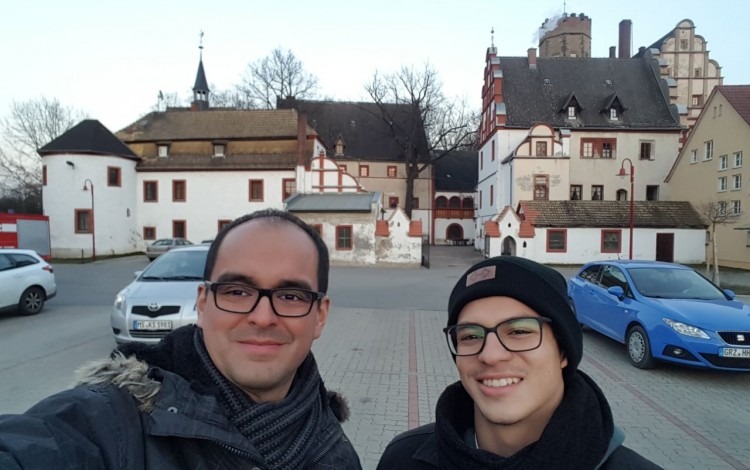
[580,139,616,159]
[609,108,618,120]
[436,196,447,208]
[480,151,483,170]
[490,185,494,206]
[639,142,654,160]
[694,68,702,78]
[157,144,169,158]
[249,180,264,201]
[592,185,604,200]
[282,178,295,200]
[107,166,121,187]
[388,196,399,208]
[412,198,419,209]
[213,143,226,157]
[535,141,547,156]
[172,220,186,239]
[568,106,576,119]
[704,141,713,160]
[582,142,593,157]
[690,149,698,164]
[718,201,728,215]
[602,142,613,158]
[533,175,549,200]
[359,165,369,177]
[339,164,347,173]
[387,166,397,178]
[547,229,567,252]
[218,220,231,231]
[734,152,743,168]
[172,180,186,202]
[732,200,742,216]
[719,104,723,116]
[143,181,158,202]
[42,165,47,186]
[449,196,461,208]
[646,185,659,201]
[479,190,482,209]
[680,39,688,50]
[719,155,728,171]
[691,95,703,107]
[143,226,156,240]
[570,185,582,200]
[718,176,727,192]
[616,189,628,201]
[600,266,629,294]
[733,174,742,191]
[336,226,352,250]
[491,141,495,161]
[601,230,621,253]
[75,209,92,234]
[462,197,473,208]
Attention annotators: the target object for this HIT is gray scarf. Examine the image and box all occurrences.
[195,331,328,469]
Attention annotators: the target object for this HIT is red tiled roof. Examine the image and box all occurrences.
[517,202,539,238]
[409,220,423,237]
[719,86,750,127]
[484,220,500,238]
[375,220,389,236]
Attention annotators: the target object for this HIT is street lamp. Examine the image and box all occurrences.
[617,158,635,260]
[82,179,95,259]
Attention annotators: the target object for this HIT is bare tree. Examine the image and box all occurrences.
[210,87,256,110]
[0,97,86,212]
[698,201,736,286]
[152,91,188,112]
[239,48,319,109]
[365,64,478,217]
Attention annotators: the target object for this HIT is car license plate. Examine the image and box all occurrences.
[720,348,750,358]
[133,320,172,330]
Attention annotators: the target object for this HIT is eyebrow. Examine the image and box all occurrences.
[214,273,315,291]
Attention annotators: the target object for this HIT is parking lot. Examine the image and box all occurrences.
[0,247,749,469]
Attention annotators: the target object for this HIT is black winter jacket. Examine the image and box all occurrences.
[0,332,361,469]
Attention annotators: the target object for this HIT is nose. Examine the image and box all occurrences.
[245,294,278,327]
[478,331,513,363]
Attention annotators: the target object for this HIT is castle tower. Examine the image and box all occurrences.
[191,33,210,111]
[538,12,591,58]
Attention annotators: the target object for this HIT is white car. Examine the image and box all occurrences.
[0,249,57,315]
[112,245,208,344]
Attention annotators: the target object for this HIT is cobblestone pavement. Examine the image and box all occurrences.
[314,247,750,470]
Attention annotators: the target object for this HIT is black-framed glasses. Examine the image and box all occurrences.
[205,281,324,317]
[443,317,552,356]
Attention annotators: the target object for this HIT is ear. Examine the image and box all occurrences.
[196,283,208,327]
[312,297,330,340]
[560,350,568,369]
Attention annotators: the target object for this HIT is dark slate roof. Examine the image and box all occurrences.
[434,150,478,191]
[38,119,139,160]
[137,153,297,171]
[286,192,379,212]
[719,85,750,127]
[499,57,680,129]
[117,109,311,142]
[193,58,209,92]
[277,98,429,162]
[520,200,706,229]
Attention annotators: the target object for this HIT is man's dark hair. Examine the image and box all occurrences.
[203,209,330,293]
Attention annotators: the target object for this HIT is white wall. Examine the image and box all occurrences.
[376,209,420,266]
[43,153,139,258]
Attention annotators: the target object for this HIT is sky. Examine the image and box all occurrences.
[3,0,748,133]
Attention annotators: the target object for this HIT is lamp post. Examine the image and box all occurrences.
[617,158,634,259]
[82,179,95,259]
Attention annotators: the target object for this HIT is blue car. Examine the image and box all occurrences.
[568,260,750,371]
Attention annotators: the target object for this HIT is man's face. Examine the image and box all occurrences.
[455,296,567,438]
[196,220,329,402]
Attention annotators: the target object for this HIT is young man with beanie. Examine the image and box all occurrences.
[0,209,361,469]
[378,256,661,469]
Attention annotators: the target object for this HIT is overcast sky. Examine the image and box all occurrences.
[3,0,747,133]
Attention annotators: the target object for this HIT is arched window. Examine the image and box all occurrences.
[462,197,474,209]
[616,189,628,201]
[435,196,448,208]
[449,196,461,208]
[447,224,463,240]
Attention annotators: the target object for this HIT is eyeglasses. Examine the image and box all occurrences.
[443,317,552,356]
[205,281,324,317]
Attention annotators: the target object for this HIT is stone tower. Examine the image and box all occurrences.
[539,12,592,58]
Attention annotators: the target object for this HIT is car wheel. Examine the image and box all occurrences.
[18,286,45,315]
[627,325,655,369]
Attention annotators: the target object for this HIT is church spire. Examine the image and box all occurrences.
[192,31,210,111]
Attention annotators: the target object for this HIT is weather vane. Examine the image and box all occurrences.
[491,27,495,47]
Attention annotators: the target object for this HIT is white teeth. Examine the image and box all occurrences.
[482,377,521,387]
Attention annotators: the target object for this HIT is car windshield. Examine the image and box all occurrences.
[628,267,727,300]
[140,250,207,281]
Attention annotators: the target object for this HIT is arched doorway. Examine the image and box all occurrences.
[446,224,463,241]
[501,236,516,256]
[616,189,628,201]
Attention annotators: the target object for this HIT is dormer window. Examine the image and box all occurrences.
[334,135,346,156]
[213,142,226,158]
[157,144,169,158]
[610,108,618,120]
[568,107,576,119]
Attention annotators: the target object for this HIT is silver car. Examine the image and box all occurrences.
[112,245,208,344]
[146,238,193,261]
[0,249,57,315]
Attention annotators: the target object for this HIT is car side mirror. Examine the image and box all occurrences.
[724,289,736,300]
[607,285,625,300]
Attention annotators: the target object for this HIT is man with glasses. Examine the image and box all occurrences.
[0,209,361,469]
[378,256,660,469]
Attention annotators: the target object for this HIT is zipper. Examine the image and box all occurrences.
[310,429,345,465]
[215,441,264,468]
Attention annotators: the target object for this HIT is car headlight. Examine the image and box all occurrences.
[663,318,710,339]
[114,290,127,312]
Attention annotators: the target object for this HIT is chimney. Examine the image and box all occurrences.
[618,20,632,59]
[638,46,646,55]
[527,48,537,69]
[609,46,616,58]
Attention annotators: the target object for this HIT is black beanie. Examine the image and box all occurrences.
[447,256,582,382]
